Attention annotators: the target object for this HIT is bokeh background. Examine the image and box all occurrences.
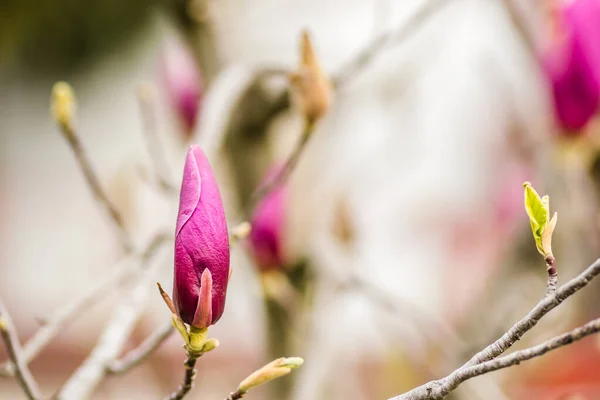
[1,0,600,399]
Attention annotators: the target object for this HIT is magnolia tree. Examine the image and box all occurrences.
[1,0,600,399]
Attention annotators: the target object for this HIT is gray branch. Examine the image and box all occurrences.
[0,258,135,377]
[56,236,169,400]
[106,321,174,374]
[59,122,133,252]
[333,0,454,88]
[436,317,600,397]
[389,258,600,400]
[463,258,600,368]
[137,84,177,193]
[0,300,42,400]
[0,233,169,378]
[392,317,600,400]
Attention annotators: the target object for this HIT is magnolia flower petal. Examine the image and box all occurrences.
[173,236,199,324]
[176,148,202,236]
[192,269,213,328]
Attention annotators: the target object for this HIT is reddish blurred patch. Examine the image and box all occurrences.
[511,337,600,400]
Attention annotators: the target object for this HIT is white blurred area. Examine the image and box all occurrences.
[0,0,574,399]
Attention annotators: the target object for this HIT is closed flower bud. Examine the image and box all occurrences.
[541,0,600,132]
[238,357,304,393]
[289,30,332,124]
[50,81,76,131]
[173,145,230,329]
[248,167,286,271]
[160,39,203,138]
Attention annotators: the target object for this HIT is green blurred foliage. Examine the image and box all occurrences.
[0,0,165,75]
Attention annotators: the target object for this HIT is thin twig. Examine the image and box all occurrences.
[226,389,245,400]
[346,273,468,353]
[137,84,177,193]
[464,258,600,367]
[163,356,200,400]
[388,258,600,400]
[59,123,132,252]
[545,255,558,297]
[106,321,174,374]
[0,258,135,377]
[206,0,454,224]
[245,0,453,213]
[499,0,536,55]
[391,317,600,400]
[436,317,600,398]
[245,0,453,209]
[0,233,169,378]
[56,237,169,400]
[333,0,453,88]
[247,120,315,212]
[0,301,42,400]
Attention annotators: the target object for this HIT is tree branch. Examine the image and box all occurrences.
[0,261,135,377]
[0,232,169,378]
[226,389,245,400]
[436,317,600,397]
[137,84,177,193]
[345,272,467,354]
[106,321,174,374]
[55,235,169,400]
[163,356,200,400]
[464,258,600,368]
[332,0,454,88]
[545,255,558,297]
[247,119,315,212]
[58,122,132,252]
[391,317,600,400]
[0,301,42,400]
[243,0,453,210]
[388,258,600,400]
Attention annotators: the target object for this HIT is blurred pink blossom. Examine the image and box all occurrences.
[542,0,600,132]
[159,39,203,138]
[248,166,287,271]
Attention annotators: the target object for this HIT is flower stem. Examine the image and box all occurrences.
[163,355,200,400]
[264,297,293,399]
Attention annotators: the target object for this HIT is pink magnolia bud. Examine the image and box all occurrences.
[159,39,203,138]
[173,145,230,328]
[248,167,286,271]
[542,0,600,132]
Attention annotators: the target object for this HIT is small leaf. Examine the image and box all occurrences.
[541,212,558,258]
[171,314,190,345]
[200,338,219,353]
[524,182,549,255]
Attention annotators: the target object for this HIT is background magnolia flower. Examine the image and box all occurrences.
[542,0,600,132]
[173,145,230,328]
[159,37,204,138]
[248,166,287,271]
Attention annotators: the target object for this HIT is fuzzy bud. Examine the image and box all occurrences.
[289,30,332,124]
[238,357,304,392]
[51,81,76,131]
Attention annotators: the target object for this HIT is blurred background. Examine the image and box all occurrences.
[1,0,600,399]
